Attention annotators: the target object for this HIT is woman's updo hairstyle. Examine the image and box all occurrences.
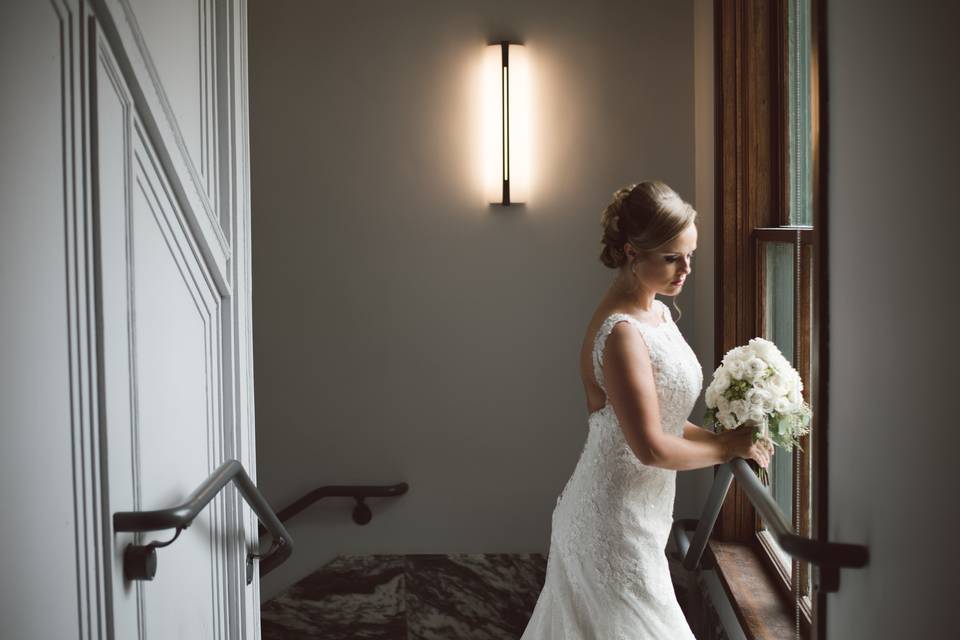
[599,180,697,269]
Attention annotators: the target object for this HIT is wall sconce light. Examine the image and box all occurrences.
[483,41,530,205]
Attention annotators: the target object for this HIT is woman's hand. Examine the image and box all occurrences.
[721,425,774,468]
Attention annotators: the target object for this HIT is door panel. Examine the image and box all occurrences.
[98,0,230,281]
[125,0,219,216]
[94,27,231,639]
[128,0,211,192]
[132,126,225,639]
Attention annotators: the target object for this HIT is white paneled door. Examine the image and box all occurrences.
[0,0,262,638]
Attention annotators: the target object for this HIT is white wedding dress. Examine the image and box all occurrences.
[522,299,702,639]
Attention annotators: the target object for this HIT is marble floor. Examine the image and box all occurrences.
[261,552,702,639]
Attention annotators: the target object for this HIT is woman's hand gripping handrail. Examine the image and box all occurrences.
[113,459,293,584]
[671,458,868,592]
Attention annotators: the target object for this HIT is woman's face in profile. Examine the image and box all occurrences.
[630,223,698,296]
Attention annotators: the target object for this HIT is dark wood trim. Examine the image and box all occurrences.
[810,0,829,636]
[708,539,810,640]
[754,227,814,243]
[716,0,748,542]
[715,0,787,543]
[776,0,791,228]
[755,529,791,589]
[755,238,768,340]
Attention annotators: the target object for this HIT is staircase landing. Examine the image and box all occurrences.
[261,553,547,639]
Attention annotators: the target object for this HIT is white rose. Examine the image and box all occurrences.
[778,356,795,375]
[729,399,748,423]
[767,373,789,396]
[748,337,784,364]
[754,379,778,408]
[788,387,802,406]
[716,395,730,413]
[713,368,731,393]
[791,372,805,393]
[746,357,768,381]
[750,338,790,369]
[705,386,719,408]
[727,359,747,380]
[718,410,738,430]
[745,387,771,409]
[722,345,749,367]
[774,396,793,413]
[751,341,787,368]
[720,348,736,367]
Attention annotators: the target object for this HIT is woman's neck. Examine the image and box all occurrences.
[607,274,657,312]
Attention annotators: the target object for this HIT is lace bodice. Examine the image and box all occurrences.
[591,300,703,437]
[521,298,703,639]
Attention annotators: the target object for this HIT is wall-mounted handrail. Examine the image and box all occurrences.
[672,458,868,592]
[114,459,293,583]
[259,482,410,537]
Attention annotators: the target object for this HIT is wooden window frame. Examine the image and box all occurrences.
[713,0,829,637]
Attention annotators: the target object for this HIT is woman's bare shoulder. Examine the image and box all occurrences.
[582,303,624,348]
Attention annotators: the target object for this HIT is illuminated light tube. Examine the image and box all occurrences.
[483,42,530,205]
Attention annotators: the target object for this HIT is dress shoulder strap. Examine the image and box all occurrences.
[657,298,673,324]
[592,313,638,393]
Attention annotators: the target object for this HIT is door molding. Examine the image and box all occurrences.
[91,0,231,291]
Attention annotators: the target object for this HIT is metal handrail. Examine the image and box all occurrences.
[260,482,410,536]
[672,458,868,592]
[114,459,293,583]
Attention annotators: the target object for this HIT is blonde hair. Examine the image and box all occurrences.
[599,180,697,320]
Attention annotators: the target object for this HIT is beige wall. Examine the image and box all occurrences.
[826,1,959,636]
[249,0,706,599]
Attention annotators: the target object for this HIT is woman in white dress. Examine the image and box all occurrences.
[521,181,772,639]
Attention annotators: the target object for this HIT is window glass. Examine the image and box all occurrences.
[762,241,795,574]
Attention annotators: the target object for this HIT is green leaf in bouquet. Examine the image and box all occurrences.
[703,408,719,432]
[726,379,751,401]
[769,412,781,433]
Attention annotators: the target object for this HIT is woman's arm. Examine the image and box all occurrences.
[602,323,769,471]
[602,323,729,470]
[683,420,717,443]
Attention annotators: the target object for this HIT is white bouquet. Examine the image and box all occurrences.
[703,337,812,483]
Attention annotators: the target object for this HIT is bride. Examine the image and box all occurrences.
[521,181,772,639]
